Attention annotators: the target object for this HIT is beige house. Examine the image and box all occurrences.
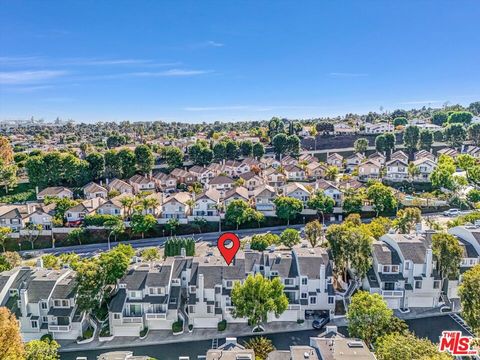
[107,178,134,195]
[83,182,108,199]
[358,159,382,181]
[37,187,73,201]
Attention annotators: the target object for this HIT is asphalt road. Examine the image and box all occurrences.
[29,224,304,257]
[59,315,468,360]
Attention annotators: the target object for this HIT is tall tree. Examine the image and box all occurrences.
[444,123,467,149]
[231,273,289,329]
[0,226,12,252]
[225,199,250,230]
[347,291,393,346]
[130,213,157,238]
[243,337,275,360]
[354,138,369,154]
[304,220,323,247]
[432,233,463,289]
[432,111,449,126]
[252,142,265,159]
[403,125,420,156]
[307,191,335,223]
[135,144,155,174]
[213,142,227,162]
[272,133,288,159]
[239,140,253,157]
[419,130,433,151]
[366,182,397,216]
[104,150,122,179]
[86,152,105,181]
[447,111,473,125]
[375,332,451,360]
[0,307,25,360]
[164,146,185,170]
[273,196,303,225]
[393,207,421,233]
[75,259,105,313]
[279,228,301,248]
[458,264,480,335]
[468,123,480,145]
[117,149,136,179]
[286,135,301,157]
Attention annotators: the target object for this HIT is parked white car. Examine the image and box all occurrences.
[443,208,461,217]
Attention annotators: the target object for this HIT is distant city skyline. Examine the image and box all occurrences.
[1,1,479,123]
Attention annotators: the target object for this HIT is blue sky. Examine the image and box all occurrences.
[0,1,479,123]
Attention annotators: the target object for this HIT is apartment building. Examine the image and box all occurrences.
[0,264,87,341]
[363,233,442,309]
[108,247,335,336]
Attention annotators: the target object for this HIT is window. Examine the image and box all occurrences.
[384,282,395,291]
[301,278,308,285]
[309,297,317,305]
[129,304,142,316]
[391,265,399,273]
[415,280,422,289]
[9,289,18,296]
[207,305,214,314]
[225,280,233,288]
[383,265,390,273]
[31,320,38,329]
[328,297,334,304]
[404,261,411,270]
[42,316,48,323]
[114,313,121,320]
[284,278,294,286]
[433,281,440,289]
[189,305,195,314]
[41,301,48,310]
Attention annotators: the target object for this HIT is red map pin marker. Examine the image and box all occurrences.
[217,232,240,265]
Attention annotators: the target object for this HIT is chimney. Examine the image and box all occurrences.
[36,257,44,268]
[198,274,205,301]
[320,264,326,291]
[325,325,338,335]
[425,248,433,277]
[20,288,28,317]
[35,186,39,195]
[225,337,237,345]
[180,247,186,258]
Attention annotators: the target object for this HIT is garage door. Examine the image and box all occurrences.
[113,325,140,337]
[408,297,433,308]
[385,298,400,309]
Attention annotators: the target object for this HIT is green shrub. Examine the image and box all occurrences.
[40,334,53,341]
[83,327,94,339]
[297,319,304,324]
[172,320,183,333]
[140,327,148,337]
[217,320,227,331]
[84,214,122,226]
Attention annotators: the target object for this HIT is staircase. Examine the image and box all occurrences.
[449,313,475,337]
[343,281,358,310]
[211,338,219,349]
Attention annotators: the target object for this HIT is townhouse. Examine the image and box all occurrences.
[0,264,87,341]
[345,153,365,171]
[385,158,408,181]
[223,187,249,208]
[411,157,436,181]
[326,153,343,168]
[64,197,105,225]
[83,182,108,199]
[315,180,342,207]
[283,182,311,206]
[253,185,276,216]
[305,162,327,180]
[170,168,197,185]
[129,174,156,194]
[152,172,177,193]
[358,159,382,181]
[107,178,134,195]
[364,232,442,309]
[160,192,192,221]
[263,167,286,187]
[284,164,306,181]
[37,186,73,201]
[238,171,265,192]
[189,165,216,184]
[108,247,335,336]
[206,175,235,193]
[191,189,221,221]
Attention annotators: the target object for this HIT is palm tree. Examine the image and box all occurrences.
[243,337,275,360]
[325,166,338,181]
[408,163,420,182]
[141,197,160,216]
[119,196,135,220]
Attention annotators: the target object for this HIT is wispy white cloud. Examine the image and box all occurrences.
[128,69,213,77]
[0,70,68,84]
[190,40,225,49]
[3,85,54,93]
[329,72,369,78]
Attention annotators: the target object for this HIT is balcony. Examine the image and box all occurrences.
[145,313,167,320]
[48,324,71,332]
[381,290,404,297]
[122,316,143,324]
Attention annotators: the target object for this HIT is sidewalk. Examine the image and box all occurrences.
[59,319,318,353]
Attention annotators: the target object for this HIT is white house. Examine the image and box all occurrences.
[363,122,394,134]
[160,192,192,220]
[83,182,108,199]
[385,159,408,181]
[37,187,73,201]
